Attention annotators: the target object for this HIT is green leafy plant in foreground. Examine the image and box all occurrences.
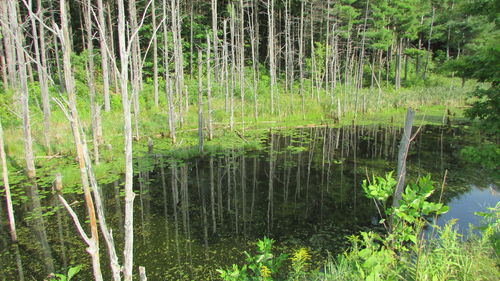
[362,173,448,251]
[217,237,288,281]
[476,201,500,258]
[322,173,499,281]
[46,265,82,281]
[219,174,499,280]
[331,173,450,280]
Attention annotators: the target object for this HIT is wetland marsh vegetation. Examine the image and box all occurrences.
[0,0,498,280]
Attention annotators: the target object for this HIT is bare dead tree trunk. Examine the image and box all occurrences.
[239,0,245,132]
[163,0,176,144]
[230,8,236,130]
[8,0,54,273]
[80,139,122,281]
[47,0,63,91]
[248,8,258,121]
[58,0,102,278]
[267,0,276,115]
[395,38,402,90]
[392,108,415,213]
[106,2,119,92]
[152,0,159,107]
[423,7,435,80]
[0,39,7,86]
[284,0,291,96]
[206,35,214,141]
[357,0,370,91]
[223,20,231,124]
[83,0,101,165]
[211,0,219,80]
[189,2,194,78]
[197,49,204,154]
[97,0,111,112]
[0,1,16,88]
[325,0,331,104]
[29,0,51,153]
[0,118,16,242]
[129,0,141,140]
[299,0,305,119]
[309,1,317,102]
[171,0,185,127]
[117,0,136,279]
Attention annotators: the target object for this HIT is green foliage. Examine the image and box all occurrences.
[362,171,396,202]
[0,87,19,126]
[476,202,500,258]
[443,3,500,134]
[364,173,448,250]
[465,85,500,134]
[47,265,82,281]
[460,144,500,170]
[320,175,499,281]
[217,237,288,281]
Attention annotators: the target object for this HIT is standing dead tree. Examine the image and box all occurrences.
[390,108,416,229]
[197,49,204,154]
[57,0,102,278]
[163,0,176,144]
[0,117,16,242]
[96,0,111,112]
[6,0,55,274]
[206,35,214,141]
[28,0,51,153]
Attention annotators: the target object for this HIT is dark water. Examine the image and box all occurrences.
[0,125,497,280]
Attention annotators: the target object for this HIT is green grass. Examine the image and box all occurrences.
[319,223,499,281]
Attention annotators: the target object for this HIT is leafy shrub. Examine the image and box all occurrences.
[460,144,500,170]
[217,237,288,281]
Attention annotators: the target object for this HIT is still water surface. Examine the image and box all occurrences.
[0,125,497,280]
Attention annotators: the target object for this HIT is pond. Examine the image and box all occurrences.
[0,124,497,280]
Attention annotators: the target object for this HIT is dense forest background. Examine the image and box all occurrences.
[1,0,497,128]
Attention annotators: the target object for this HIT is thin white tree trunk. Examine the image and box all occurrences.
[249,10,258,121]
[129,0,141,140]
[239,0,245,132]
[59,0,102,278]
[211,0,219,80]
[84,0,100,164]
[163,0,176,144]
[30,0,51,153]
[206,36,214,141]
[230,8,235,130]
[223,20,230,124]
[8,0,54,273]
[423,7,435,80]
[299,0,305,119]
[197,49,204,154]
[267,0,276,115]
[152,0,159,107]
[0,118,17,242]
[97,0,111,112]
[117,0,136,279]
[171,0,185,127]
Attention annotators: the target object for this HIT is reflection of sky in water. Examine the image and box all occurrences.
[435,184,499,236]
